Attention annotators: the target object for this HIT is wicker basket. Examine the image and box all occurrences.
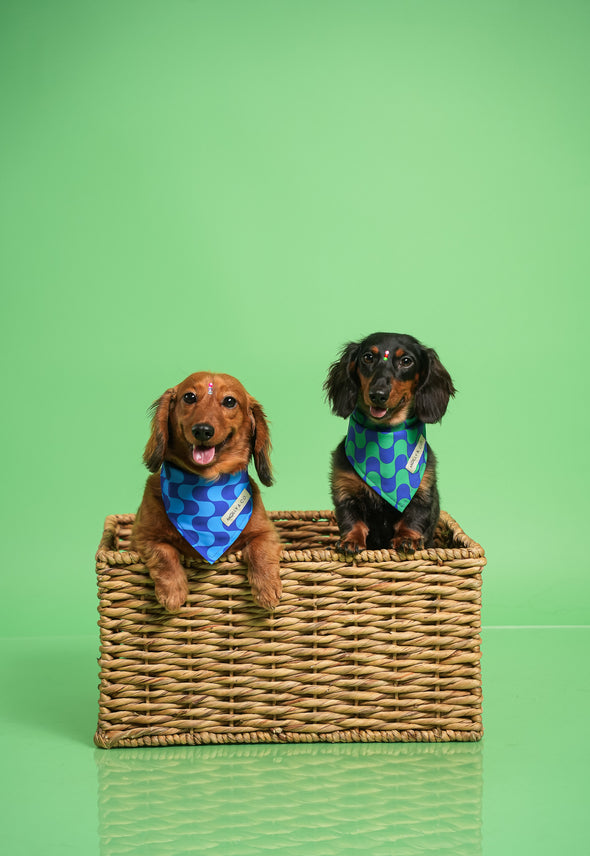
[95,510,485,748]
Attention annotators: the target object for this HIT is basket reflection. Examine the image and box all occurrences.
[96,742,482,855]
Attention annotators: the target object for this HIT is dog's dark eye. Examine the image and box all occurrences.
[400,356,414,367]
[222,396,237,409]
[362,353,375,364]
[182,392,197,404]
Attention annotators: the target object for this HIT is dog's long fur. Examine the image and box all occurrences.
[324,333,455,553]
[131,372,282,612]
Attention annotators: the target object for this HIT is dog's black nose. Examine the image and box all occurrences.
[192,423,215,443]
[369,388,389,406]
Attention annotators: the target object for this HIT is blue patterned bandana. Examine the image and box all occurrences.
[160,462,253,563]
[345,409,427,512]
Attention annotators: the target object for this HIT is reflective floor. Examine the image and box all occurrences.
[1,628,588,855]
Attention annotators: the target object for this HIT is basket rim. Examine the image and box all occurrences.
[96,509,486,568]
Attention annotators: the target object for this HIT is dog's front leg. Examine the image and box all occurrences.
[391,496,435,552]
[392,475,440,551]
[145,542,189,612]
[391,516,425,551]
[333,496,370,554]
[242,532,282,610]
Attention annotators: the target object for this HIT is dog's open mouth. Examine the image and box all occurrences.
[191,432,232,467]
[192,445,216,466]
[368,396,407,422]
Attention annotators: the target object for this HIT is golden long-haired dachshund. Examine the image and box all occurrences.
[131,372,282,612]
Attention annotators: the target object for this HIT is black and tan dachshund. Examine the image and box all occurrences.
[324,333,456,554]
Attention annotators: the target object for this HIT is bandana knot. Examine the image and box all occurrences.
[160,462,253,563]
[345,409,427,511]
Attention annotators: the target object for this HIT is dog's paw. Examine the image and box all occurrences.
[338,522,369,554]
[337,537,361,555]
[391,531,425,552]
[155,574,189,613]
[250,567,282,610]
[392,520,426,553]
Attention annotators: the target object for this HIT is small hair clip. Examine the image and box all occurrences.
[383,350,390,361]
[207,382,214,395]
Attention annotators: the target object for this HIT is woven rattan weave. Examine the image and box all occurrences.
[95,510,485,748]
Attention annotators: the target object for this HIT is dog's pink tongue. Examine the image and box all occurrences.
[370,406,388,419]
[193,445,216,465]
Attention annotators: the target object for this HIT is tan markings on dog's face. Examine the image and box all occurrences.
[167,372,252,478]
[357,371,372,404]
[353,339,423,425]
[381,376,420,423]
[355,373,421,425]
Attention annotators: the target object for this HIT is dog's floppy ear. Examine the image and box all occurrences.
[249,397,273,487]
[143,387,177,472]
[414,349,456,423]
[323,341,361,417]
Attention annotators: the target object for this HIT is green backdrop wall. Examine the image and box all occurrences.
[2,0,588,636]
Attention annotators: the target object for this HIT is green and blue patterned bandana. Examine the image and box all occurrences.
[345,409,427,512]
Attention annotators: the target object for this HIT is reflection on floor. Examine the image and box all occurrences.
[1,628,588,856]
[96,742,482,855]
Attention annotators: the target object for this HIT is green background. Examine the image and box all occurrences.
[1,0,588,634]
[1,3,589,855]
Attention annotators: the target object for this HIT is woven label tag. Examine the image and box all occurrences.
[221,488,251,527]
[405,434,426,473]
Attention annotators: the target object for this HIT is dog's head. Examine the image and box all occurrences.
[324,332,455,425]
[143,372,273,485]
